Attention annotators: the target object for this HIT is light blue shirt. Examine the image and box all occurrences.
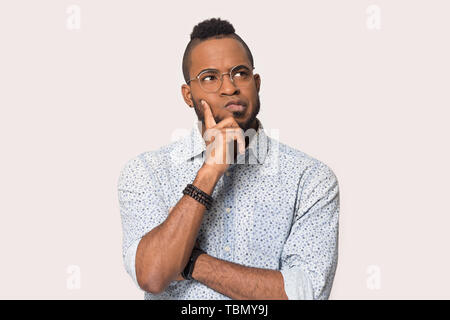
[118,118,340,300]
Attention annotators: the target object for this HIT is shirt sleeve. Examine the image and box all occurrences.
[280,161,340,300]
[117,153,169,290]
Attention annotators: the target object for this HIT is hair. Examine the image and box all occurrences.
[182,18,254,84]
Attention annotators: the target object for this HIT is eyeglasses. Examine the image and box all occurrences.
[187,65,255,93]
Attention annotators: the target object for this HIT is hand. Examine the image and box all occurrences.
[201,99,246,177]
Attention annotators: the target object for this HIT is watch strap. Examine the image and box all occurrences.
[181,247,206,280]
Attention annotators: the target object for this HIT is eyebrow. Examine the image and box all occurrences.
[196,64,251,76]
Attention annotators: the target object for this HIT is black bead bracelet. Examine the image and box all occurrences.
[182,183,213,210]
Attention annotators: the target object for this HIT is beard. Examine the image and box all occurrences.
[192,94,261,132]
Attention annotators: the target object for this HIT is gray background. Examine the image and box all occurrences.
[0,0,449,299]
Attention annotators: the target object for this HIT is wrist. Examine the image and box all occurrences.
[194,166,222,194]
[182,248,206,280]
[199,164,223,181]
[191,252,208,281]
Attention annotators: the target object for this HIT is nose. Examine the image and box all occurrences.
[220,73,240,95]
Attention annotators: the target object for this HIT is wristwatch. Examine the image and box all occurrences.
[181,247,206,280]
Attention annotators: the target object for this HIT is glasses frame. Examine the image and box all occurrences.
[187,65,255,93]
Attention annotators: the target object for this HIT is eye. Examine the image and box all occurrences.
[200,72,219,82]
[203,75,217,81]
[234,71,249,78]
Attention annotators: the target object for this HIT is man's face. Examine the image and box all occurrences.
[181,37,261,132]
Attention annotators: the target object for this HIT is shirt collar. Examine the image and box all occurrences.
[171,118,268,165]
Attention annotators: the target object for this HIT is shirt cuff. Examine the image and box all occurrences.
[124,238,141,290]
[280,267,314,300]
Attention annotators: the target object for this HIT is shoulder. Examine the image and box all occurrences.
[268,137,338,184]
[117,136,186,187]
[120,132,188,172]
[270,140,339,219]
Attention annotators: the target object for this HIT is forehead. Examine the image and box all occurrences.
[190,37,250,75]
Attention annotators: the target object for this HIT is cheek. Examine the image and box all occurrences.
[246,97,257,114]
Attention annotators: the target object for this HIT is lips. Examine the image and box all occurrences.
[225,104,245,112]
[224,100,246,112]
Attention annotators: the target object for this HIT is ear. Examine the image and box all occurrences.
[254,73,261,93]
[181,84,194,108]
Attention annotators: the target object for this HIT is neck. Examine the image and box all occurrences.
[231,118,260,162]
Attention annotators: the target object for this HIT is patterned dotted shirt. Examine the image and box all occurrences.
[118,118,340,300]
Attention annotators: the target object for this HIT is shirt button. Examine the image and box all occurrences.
[225,172,230,177]
[224,246,231,252]
[226,207,231,213]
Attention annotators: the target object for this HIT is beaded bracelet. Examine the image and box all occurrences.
[183,184,213,209]
[182,183,213,210]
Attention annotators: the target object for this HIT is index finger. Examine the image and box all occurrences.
[202,100,217,128]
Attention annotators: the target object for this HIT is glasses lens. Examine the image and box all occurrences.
[197,67,254,92]
[199,71,221,93]
[231,66,253,87]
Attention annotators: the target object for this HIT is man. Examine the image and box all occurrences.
[118,17,340,300]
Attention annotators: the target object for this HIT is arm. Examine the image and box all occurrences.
[280,162,340,299]
[191,254,288,300]
[135,164,221,294]
[120,99,246,294]
[189,162,340,300]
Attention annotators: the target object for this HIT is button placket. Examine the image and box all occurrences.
[221,179,235,260]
